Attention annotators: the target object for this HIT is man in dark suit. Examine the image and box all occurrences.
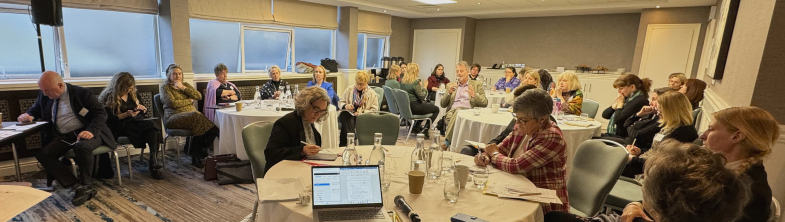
[17,71,117,206]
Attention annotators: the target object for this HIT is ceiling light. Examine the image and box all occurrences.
[656,5,660,8]
[413,0,457,5]
[437,8,440,11]
[477,2,480,4]
[384,10,387,12]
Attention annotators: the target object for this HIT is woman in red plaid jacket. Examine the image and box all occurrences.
[475,88,569,213]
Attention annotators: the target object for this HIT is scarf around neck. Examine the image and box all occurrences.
[353,88,365,109]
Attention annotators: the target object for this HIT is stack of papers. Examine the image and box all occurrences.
[0,130,22,139]
[484,181,562,204]
[1,122,47,131]
[564,122,593,127]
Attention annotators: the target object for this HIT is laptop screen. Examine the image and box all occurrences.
[312,166,383,208]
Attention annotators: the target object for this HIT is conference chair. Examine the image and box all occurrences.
[602,140,644,212]
[382,86,399,116]
[356,112,399,145]
[567,139,629,217]
[691,107,703,130]
[582,99,600,119]
[370,86,385,108]
[57,145,126,186]
[153,94,195,168]
[242,121,274,222]
[391,88,435,141]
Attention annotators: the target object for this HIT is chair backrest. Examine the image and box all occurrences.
[691,107,702,130]
[391,88,414,119]
[568,140,629,217]
[770,197,781,222]
[582,99,600,119]
[242,121,274,180]
[153,94,167,130]
[356,112,399,145]
[370,86,385,108]
[383,86,399,115]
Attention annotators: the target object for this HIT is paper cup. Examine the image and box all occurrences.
[235,102,243,111]
[491,104,500,113]
[407,171,426,194]
[453,165,469,188]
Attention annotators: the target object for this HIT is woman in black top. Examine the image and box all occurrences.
[622,91,697,177]
[261,65,288,99]
[99,72,164,179]
[623,87,673,149]
[601,74,651,139]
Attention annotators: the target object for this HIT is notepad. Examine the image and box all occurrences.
[464,140,486,149]
[306,153,338,161]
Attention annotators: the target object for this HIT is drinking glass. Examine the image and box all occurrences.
[473,166,490,189]
[473,107,482,116]
[556,111,564,121]
[443,176,461,203]
[441,155,453,173]
[580,113,589,122]
[382,159,396,192]
[505,87,511,94]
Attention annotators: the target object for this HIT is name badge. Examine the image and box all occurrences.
[653,133,665,142]
[78,108,89,116]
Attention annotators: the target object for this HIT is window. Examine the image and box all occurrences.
[190,19,241,74]
[294,27,333,66]
[356,33,388,70]
[242,27,292,72]
[0,12,57,79]
[62,8,159,78]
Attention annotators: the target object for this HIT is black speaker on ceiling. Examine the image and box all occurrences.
[31,0,63,26]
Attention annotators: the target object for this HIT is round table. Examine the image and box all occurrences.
[449,108,601,177]
[485,90,509,107]
[214,101,338,160]
[262,146,544,222]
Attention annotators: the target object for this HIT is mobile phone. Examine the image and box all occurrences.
[16,121,35,126]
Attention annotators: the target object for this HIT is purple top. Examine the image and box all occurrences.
[494,77,521,91]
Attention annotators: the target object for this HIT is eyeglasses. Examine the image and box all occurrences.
[311,103,328,115]
[511,112,533,124]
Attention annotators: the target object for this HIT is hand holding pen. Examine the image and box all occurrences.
[301,141,321,156]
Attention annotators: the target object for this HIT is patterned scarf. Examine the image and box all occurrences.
[352,88,365,109]
[608,90,642,135]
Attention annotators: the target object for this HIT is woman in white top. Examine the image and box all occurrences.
[337,71,379,147]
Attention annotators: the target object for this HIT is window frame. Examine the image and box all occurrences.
[240,25,295,73]
[358,33,389,70]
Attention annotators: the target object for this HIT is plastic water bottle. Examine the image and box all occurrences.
[427,129,442,179]
[253,86,262,109]
[342,133,358,166]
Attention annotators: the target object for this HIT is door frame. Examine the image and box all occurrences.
[639,23,702,78]
[411,29,463,80]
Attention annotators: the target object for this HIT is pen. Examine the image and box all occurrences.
[301,141,308,145]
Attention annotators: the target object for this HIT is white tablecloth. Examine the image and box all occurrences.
[449,109,601,177]
[261,146,544,222]
[214,102,338,160]
[485,90,509,107]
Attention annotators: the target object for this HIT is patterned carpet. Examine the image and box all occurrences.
[5,126,440,222]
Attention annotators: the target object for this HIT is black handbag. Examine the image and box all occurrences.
[321,58,338,72]
[216,160,254,185]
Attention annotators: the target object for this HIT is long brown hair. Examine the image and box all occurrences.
[613,74,652,97]
[683,78,707,108]
[99,72,139,115]
[712,106,780,172]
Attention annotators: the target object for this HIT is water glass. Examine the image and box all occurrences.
[443,177,461,203]
[441,155,453,173]
[556,111,564,121]
[382,159,396,192]
[580,113,589,122]
[473,107,482,116]
[473,167,490,189]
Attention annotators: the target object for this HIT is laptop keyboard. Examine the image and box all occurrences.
[318,209,385,221]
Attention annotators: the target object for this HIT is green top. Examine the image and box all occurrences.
[399,79,427,102]
[385,79,401,90]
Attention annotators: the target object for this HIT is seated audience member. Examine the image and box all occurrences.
[18,71,117,206]
[426,64,450,102]
[539,69,554,92]
[667,72,686,91]
[549,71,583,115]
[160,64,219,167]
[475,89,569,213]
[601,74,652,139]
[338,71,379,147]
[623,87,673,149]
[204,63,240,122]
[99,72,163,179]
[545,140,752,222]
[399,63,439,138]
[264,87,330,176]
[460,84,537,156]
[493,67,520,92]
[441,61,488,147]
[261,65,288,100]
[400,62,408,75]
[622,91,698,177]
[385,64,402,89]
[503,70,541,108]
[307,66,340,109]
[699,106,779,222]
[679,78,707,110]
[469,63,483,81]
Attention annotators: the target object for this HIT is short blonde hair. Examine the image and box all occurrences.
[388,65,400,80]
[355,71,370,84]
[312,66,327,82]
[557,71,582,91]
[401,63,420,84]
[668,73,687,85]
[522,71,542,89]
[657,91,693,129]
[268,65,281,76]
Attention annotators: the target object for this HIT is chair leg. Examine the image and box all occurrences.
[162,135,171,171]
[186,136,194,156]
[250,200,259,222]
[69,158,77,177]
[113,151,122,186]
[406,120,415,141]
[124,146,133,180]
[175,137,182,168]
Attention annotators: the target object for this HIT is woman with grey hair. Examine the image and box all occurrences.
[261,65,288,99]
[474,89,569,213]
[263,86,330,176]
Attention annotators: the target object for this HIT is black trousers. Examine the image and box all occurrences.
[185,126,219,157]
[338,112,356,147]
[409,101,439,129]
[36,131,104,187]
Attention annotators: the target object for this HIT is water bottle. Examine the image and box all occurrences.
[410,134,427,175]
[555,98,563,120]
[293,85,300,98]
[284,85,292,107]
[278,85,285,100]
[253,86,262,109]
[367,133,385,173]
[427,129,442,179]
[552,97,558,115]
[342,133,358,166]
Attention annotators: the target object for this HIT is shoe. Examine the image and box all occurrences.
[72,185,97,206]
[150,168,164,180]
[191,156,204,168]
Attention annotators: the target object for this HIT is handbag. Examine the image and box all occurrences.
[203,154,239,181]
[216,160,254,185]
[321,58,338,72]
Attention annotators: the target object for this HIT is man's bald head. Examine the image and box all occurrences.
[38,71,65,99]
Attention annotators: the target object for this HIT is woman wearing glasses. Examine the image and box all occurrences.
[264,86,330,176]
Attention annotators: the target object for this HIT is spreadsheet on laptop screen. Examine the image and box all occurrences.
[312,166,383,206]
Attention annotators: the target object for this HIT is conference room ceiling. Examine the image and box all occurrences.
[300,0,718,18]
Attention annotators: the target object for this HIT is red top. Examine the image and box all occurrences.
[426,76,450,92]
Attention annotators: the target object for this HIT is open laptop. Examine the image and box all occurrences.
[311,165,388,222]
